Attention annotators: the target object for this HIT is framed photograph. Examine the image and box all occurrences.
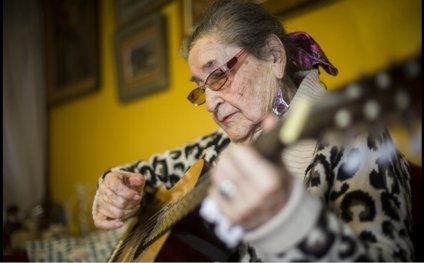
[115,0,172,26]
[44,0,100,106]
[182,0,211,36]
[182,0,330,35]
[115,13,169,103]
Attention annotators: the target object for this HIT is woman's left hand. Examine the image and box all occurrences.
[209,144,293,229]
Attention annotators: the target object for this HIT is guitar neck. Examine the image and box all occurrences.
[255,54,421,162]
[153,54,422,238]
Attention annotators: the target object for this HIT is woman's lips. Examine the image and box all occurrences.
[221,112,237,123]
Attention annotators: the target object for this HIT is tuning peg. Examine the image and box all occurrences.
[395,90,411,111]
[345,83,362,99]
[363,99,380,121]
[375,70,391,90]
[334,108,351,129]
[404,57,421,80]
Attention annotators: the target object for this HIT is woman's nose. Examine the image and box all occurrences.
[205,88,224,113]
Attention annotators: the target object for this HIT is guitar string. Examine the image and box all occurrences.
[143,176,211,245]
[141,175,211,245]
[113,191,204,258]
[111,202,174,258]
[113,202,173,253]
[135,179,205,236]
[112,161,215,259]
[114,174,211,256]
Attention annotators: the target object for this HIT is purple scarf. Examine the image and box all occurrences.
[288,31,338,77]
[272,32,338,116]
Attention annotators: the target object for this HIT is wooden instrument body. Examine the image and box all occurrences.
[108,160,236,262]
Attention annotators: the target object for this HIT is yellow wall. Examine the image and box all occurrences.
[49,0,421,231]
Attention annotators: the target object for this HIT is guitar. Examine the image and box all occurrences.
[107,54,421,262]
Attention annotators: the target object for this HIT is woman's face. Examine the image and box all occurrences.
[188,35,282,143]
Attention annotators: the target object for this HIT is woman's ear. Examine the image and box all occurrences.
[266,34,286,79]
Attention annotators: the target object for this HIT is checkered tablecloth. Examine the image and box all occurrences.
[26,228,125,262]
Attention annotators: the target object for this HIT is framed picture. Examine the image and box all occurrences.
[182,0,210,36]
[115,0,172,26]
[44,0,100,106]
[115,13,169,103]
[182,0,330,35]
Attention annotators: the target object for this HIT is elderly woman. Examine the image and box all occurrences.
[93,0,413,261]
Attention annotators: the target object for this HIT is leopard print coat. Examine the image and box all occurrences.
[93,127,413,261]
[92,70,413,261]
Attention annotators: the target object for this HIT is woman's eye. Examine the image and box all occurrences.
[208,70,226,82]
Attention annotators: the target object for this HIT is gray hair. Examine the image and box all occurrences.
[180,0,298,77]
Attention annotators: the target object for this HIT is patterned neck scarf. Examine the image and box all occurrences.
[288,31,338,77]
[272,31,338,116]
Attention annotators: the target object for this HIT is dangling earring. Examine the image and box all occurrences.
[272,89,289,116]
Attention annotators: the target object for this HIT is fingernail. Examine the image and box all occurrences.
[115,221,123,227]
[133,195,141,200]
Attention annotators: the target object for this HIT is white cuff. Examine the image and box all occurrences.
[200,197,245,247]
[243,178,322,254]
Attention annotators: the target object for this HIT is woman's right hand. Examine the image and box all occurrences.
[94,171,145,230]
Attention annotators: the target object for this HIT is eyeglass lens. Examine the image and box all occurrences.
[188,49,245,106]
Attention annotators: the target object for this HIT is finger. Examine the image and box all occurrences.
[261,112,279,132]
[227,148,289,211]
[209,165,250,225]
[214,148,271,200]
[208,182,256,226]
[122,206,141,221]
[98,185,140,209]
[208,187,240,224]
[104,173,143,201]
[94,213,123,230]
[228,145,282,188]
[216,145,258,182]
[209,180,286,229]
[128,175,144,191]
[97,197,140,220]
[98,186,141,214]
[212,159,255,205]
[211,146,289,227]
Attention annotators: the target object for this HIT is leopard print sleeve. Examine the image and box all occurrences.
[244,128,414,261]
[302,129,413,261]
[92,129,230,218]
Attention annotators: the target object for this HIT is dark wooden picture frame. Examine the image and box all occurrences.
[182,0,210,36]
[182,0,327,35]
[115,0,172,26]
[115,13,169,103]
[44,0,100,106]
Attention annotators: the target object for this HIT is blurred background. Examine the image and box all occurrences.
[3,0,421,260]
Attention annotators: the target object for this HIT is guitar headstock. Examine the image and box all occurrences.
[255,54,422,162]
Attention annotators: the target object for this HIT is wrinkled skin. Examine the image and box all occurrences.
[94,171,144,229]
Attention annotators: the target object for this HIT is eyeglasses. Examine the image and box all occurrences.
[187,49,247,106]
